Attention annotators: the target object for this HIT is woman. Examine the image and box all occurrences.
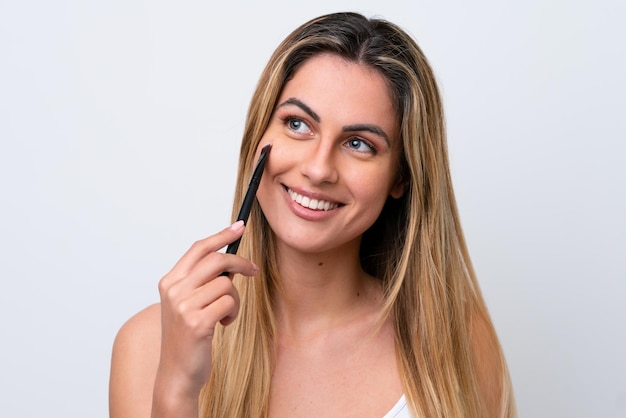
[110,12,516,418]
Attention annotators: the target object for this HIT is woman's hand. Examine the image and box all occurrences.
[152,221,259,415]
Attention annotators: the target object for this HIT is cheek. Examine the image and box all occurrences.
[254,149,292,212]
[256,170,276,211]
[347,165,397,201]
[258,140,303,182]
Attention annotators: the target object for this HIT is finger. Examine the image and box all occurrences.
[175,221,246,273]
[206,293,240,328]
[160,221,245,288]
[176,276,241,335]
[189,252,259,287]
[163,252,257,302]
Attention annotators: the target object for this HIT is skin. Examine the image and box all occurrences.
[110,54,508,418]
[256,54,404,416]
[255,54,403,258]
[110,222,259,417]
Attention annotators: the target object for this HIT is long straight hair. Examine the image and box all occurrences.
[201,12,514,417]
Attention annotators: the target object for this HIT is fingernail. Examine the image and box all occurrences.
[252,262,259,272]
[230,220,244,231]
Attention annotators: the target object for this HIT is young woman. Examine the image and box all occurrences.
[110,12,516,418]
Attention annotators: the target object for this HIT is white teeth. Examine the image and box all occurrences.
[287,189,338,211]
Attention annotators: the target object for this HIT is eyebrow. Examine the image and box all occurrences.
[277,98,320,123]
[343,124,390,147]
[277,97,391,147]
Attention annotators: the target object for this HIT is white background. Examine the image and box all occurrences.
[1,1,624,416]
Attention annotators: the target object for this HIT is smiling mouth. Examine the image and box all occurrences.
[286,188,340,211]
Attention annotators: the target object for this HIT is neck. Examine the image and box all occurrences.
[272,240,383,339]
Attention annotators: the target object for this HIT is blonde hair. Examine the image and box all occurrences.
[201,12,515,417]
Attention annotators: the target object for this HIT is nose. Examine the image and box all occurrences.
[300,140,338,185]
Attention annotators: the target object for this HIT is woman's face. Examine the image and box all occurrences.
[256,53,403,255]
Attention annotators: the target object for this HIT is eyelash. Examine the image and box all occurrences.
[279,115,378,155]
[281,116,311,134]
[346,138,377,154]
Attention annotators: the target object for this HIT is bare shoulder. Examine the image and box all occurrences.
[110,303,162,418]
[470,309,517,418]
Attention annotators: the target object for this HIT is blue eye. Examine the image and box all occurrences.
[286,117,311,133]
[346,138,375,153]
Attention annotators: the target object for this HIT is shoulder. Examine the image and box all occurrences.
[113,303,162,348]
[110,303,162,418]
[470,308,516,418]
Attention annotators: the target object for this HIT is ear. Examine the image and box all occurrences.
[389,173,406,199]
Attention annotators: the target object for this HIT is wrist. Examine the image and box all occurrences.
[151,374,201,418]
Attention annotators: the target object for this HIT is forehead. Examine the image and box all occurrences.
[278,54,399,139]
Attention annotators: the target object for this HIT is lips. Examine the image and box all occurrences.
[286,188,340,211]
